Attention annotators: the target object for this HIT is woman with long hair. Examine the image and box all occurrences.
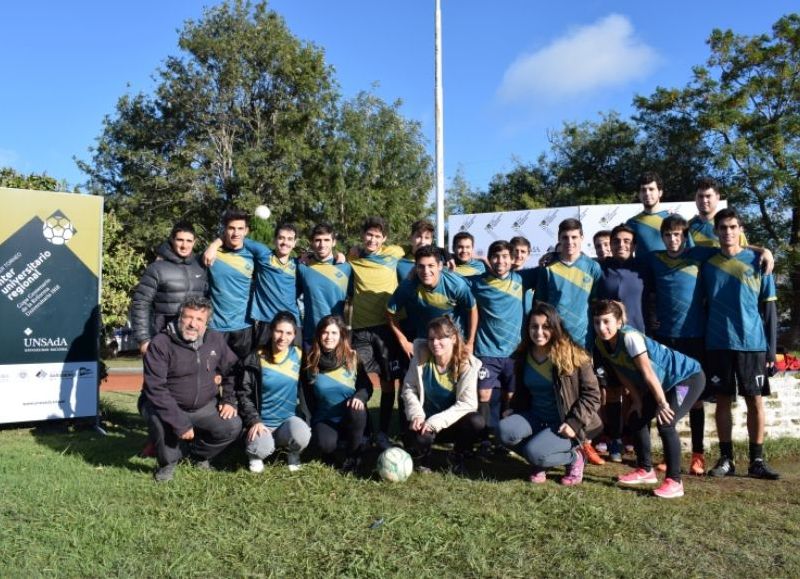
[303,315,369,472]
[592,299,705,499]
[237,311,311,473]
[498,302,601,485]
[401,316,485,474]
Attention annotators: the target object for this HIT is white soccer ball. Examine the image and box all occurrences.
[254,205,271,220]
[377,447,413,482]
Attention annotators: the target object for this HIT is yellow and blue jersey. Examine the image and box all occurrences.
[535,255,602,349]
[309,365,357,424]
[522,355,560,426]
[595,326,701,392]
[259,346,302,428]
[626,209,671,258]
[349,244,405,330]
[688,215,747,248]
[467,270,534,357]
[387,270,476,340]
[453,258,486,277]
[421,358,456,416]
[208,244,255,332]
[246,238,300,324]
[702,248,776,351]
[297,257,352,340]
[396,254,416,282]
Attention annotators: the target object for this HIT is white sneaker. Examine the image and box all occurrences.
[287,451,302,472]
[248,458,265,473]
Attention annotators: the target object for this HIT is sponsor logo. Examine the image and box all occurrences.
[459,215,477,232]
[18,371,27,379]
[538,210,559,233]
[600,206,620,226]
[485,215,503,239]
[478,368,489,380]
[511,212,531,231]
[22,329,69,352]
[36,370,48,378]
[78,367,93,377]
[24,327,33,336]
[42,210,77,245]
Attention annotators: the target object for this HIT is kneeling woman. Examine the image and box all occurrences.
[592,299,705,499]
[238,311,311,473]
[498,302,601,485]
[303,315,368,472]
[402,316,485,474]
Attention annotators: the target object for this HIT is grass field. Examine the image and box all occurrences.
[1,391,799,578]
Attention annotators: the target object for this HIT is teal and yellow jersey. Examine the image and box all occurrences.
[421,358,457,416]
[258,346,302,428]
[297,257,352,340]
[702,248,776,351]
[646,246,716,339]
[396,255,416,282]
[309,364,357,424]
[626,209,671,257]
[595,326,701,391]
[349,244,405,330]
[522,355,560,426]
[246,238,300,324]
[453,258,486,277]
[387,270,476,340]
[467,270,529,357]
[535,255,602,349]
[688,215,748,248]
[207,244,255,332]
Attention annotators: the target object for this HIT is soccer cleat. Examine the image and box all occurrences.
[617,468,658,486]
[608,439,623,463]
[286,452,302,472]
[153,463,176,482]
[690,453,705,476]
[708,457,736,477]
[748,459,780,480]
[561,449,585,486]
[528,468,547,484]
[248,458,265,474]
[582,442,606,465]
[653,477,684,499]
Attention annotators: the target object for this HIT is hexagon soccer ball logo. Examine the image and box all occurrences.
[42,211,77,245]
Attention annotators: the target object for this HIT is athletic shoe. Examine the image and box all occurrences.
[748,459,780,480]
[653,477,684,499]
[595,441,608,454]
[655,462,667,473]
[286,452,302,472]
[608,439,623,463]
[374,432,392,451]
[414,464,433,475]
[582,442,606,466]
[561,449,585,486]
[690,453,705,476]
[528,468,547,484]
[248,458,265,474]
[708,457,735,477]
[617,468,658,486]
[192,459,215,471]
[153,463,176,482]
[478,440,493,458]
[624,443,635,454]
[447,451,468,476]
[341,456,361,474]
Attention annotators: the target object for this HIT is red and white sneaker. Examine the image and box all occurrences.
[617,468,658,486]
[653,477,684,499]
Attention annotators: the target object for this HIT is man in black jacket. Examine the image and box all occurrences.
[131,222,207,355]
[141,297,242,481]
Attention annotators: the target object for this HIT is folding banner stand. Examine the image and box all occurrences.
[0,187,103,427]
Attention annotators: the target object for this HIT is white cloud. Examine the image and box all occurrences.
[498,14,659,104]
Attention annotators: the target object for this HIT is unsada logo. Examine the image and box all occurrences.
[22,327,69,350]
[42,210,77,245]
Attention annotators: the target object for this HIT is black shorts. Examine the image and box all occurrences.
[705,350,770,398]
[656,336,711,400]
[477,356,516,392]
[352,325,403,381]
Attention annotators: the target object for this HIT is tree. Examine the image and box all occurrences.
[79,1,432,253]
[636,14,800,346]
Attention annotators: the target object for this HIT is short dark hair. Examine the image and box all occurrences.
[488,240,512,259]
[180,297,213,317]
[638,171,663,191]
[362,216,388,237]
[509,236,531,250]
[610,223,635,242]
[557,218,583,237]
[275,222,298,238]
[591,299,626,324]
[592,230,611,243]
[411,219,435,236]
[660,214,688,235]
[170,221,196,239]
[713,207,741,229]
[414,244,443,263]
[695,176,720,194]
[222,208,249,228]
[452,231,474,249]
[310,223,336,239]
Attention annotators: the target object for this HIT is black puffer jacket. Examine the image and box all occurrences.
[131,241,207,344]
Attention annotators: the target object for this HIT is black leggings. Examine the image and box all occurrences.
[313,406,368,458]
[404,412,485,457]
[626,371,705,481]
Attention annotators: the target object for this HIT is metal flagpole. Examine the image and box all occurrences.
[434,0,445,247]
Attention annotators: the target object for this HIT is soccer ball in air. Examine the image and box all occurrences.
[42,211,76,245]
[376,447,413,483]
[254,205,271,220]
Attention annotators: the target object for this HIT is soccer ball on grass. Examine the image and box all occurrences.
[376,447,413,482]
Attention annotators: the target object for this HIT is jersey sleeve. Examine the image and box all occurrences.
[244,237,273,266]
[518,266,539,292]
[387,279,414,315]
[385,244,406,259]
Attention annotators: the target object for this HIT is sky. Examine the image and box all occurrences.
[1,1,797,193]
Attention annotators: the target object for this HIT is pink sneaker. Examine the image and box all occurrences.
[528,469,546,484]
[653,477,684,499]
[561,448,585,486]
[617,468,658,486]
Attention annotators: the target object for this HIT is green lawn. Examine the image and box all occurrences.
[1,391,799,577]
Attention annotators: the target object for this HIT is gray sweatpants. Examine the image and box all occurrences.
[245,416,311,459]
[498,414,575,468]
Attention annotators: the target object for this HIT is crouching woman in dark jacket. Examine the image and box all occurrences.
[237,312,311,473]
[498,302,601,486]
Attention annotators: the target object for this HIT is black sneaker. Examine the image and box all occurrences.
[748,459,780,480]
[153,463,176,482]
[708,457,735,477]
[447,451,467,476]
[341,456,361,474]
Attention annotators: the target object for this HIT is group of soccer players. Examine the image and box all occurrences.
[137,170,781,494]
